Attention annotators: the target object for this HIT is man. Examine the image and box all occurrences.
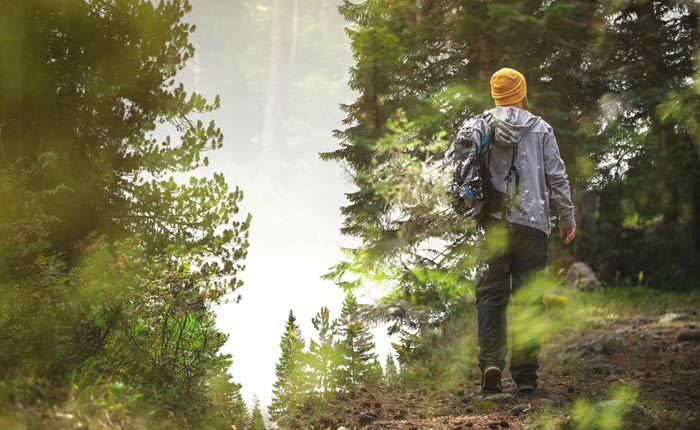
[445,68,576,396]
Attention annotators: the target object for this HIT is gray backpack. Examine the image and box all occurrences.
[446,112,520,221]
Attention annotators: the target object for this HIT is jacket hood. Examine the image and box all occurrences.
[486,106,541,146]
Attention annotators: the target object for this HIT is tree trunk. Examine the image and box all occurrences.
[683,130,700,250]
[659,124,679,225]
[0,2,26,156]
[260,0,294,159]
[573,190,597,264]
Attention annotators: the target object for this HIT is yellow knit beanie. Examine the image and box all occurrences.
[490,68,527,106]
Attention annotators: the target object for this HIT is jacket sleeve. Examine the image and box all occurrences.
[444,116,486,181]
[543,130,576,228]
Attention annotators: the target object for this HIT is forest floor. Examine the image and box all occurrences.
[350,289,700,430]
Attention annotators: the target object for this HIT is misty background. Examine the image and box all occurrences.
[176,0,393,408]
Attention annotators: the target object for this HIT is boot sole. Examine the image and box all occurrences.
[482,366,502,394]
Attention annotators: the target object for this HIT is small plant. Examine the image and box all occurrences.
[571,382,643,430]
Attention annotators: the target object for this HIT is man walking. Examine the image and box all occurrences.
[446,68,576,396]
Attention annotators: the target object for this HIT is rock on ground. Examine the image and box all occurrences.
[564,262,602,291]
[477,393,513,403]
[567,332,631,357]
[509,404,530,416]
[658,312,691,324]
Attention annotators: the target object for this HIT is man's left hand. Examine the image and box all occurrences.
[559,226,576,244]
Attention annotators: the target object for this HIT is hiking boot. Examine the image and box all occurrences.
[515,378,538,393]
[481,366,502,395]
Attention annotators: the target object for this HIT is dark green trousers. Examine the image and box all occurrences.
[475,217,547,385]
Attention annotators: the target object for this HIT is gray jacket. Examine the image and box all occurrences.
[445,106,576,235]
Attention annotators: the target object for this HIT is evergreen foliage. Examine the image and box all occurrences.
[267,303,388,429]
[269,310,309,429]
[308,306,340,397]
[336,292,382,392]
[249,396,267,430]
[321,0,700,379]
[585,0,700,283]
[0,0,251,427]
[384,353,399,385]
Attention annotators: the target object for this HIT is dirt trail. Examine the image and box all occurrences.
[356,310,700,430]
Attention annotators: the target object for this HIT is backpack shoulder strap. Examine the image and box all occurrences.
[479,118,497,201]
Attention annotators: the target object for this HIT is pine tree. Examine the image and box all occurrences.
[321,0,700,368]
[204,373,249,430]
[586,0,700,282]
[335,292,381,393]
[248,396,266,430]
[319,0,601,340]
[308,306,339,397]
[269,310,309,429]
[384,352,398,385]
[0,0,251,426]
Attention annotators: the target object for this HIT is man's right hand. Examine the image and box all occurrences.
[560,226,576,244]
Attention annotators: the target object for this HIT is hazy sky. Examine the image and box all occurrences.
[177,0,395,408]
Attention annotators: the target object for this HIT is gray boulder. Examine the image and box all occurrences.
[564,262,602,291]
